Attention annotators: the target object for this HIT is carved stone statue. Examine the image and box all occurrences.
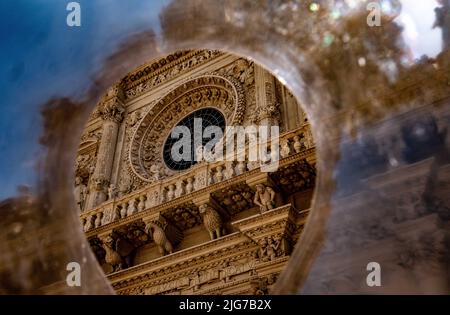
[253,184,276,213]
[100,234,135,272]
[199,204,223,240]
[145,221,174,256]
[73,176,87,212]
[107,184,117,200]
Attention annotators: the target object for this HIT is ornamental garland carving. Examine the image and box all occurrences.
[128,74,246,182]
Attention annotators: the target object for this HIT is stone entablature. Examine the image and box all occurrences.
[107,204,307,295]
[81,125,314,235]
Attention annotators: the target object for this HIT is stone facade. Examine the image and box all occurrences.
[75,50,316,295]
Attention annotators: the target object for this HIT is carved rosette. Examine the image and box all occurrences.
[128,74,246,182]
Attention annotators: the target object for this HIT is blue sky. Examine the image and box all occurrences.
[0,0,168,199]
[0,0,445,200]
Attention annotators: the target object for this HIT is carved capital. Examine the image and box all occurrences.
[99,85,125,123]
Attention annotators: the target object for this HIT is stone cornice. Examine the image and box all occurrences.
[109,232,252,288]
[121,50,192,88]
[83,147,315,237]
[122,50,224,100]
[111,204,301,294]
[81,124,313,218]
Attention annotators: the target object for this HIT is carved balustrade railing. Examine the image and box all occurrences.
[80,124,314,234]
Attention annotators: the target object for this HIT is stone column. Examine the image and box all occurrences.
[254,64,279,127]
[254,65,280,170]
[86,85,125,209]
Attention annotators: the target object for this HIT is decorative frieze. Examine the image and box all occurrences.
[124,50,222,100]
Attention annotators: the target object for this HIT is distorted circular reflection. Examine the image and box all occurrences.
[0,0,449,295]
[75,50,316,294]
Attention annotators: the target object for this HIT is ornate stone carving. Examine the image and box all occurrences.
[124,50,222,99]
[293,134,307,153]
[99,85,125,123]
[224,162,235,179]
[253,184,276,213]
[102,206,120,225]
[257,235,289,262]
[236,161,247,175]
[126,199,138,217]
[129,74,246,182]
[162,203,202,231]
[280,138,291,158]
[199,204,224,240]
[73,176,87,212]
[218,259,257,283]
[83,215,95,232]
[145,220,173,256]
[211,183,254,216]
[150,163,166,181]
[137,195,146,212]
[166,184,175,201]
[270,159,316,195]
[194,170,207,191]
[99,233,135,272]
[187,268,223,292]
[185,177,194,193]
[175,180,185,198]
[90,177,108,206]
[78,51,315,296]
[75,153,96,181]
[250,274,278,295]
[127,110,141,127]
[145,189,160,209]
[107,184,117,200]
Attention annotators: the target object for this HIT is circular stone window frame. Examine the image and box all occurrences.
[161,106,227,171]
[128,73,246,182]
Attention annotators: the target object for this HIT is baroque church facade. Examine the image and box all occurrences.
[74,50,316,295]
